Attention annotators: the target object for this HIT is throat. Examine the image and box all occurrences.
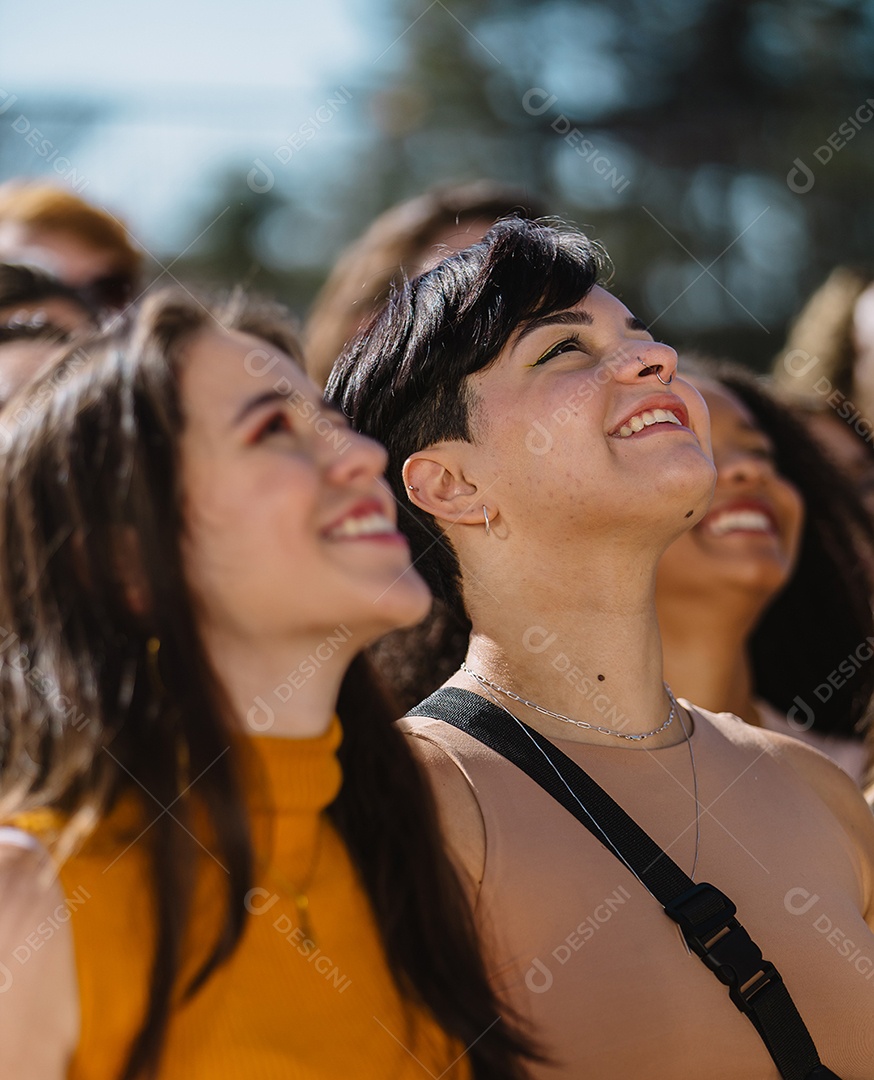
[455,662,687,750]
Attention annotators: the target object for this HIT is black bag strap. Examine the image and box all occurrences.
[408,687,841,1080]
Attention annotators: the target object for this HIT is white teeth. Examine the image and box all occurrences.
[326,511,395,539]
[709,510,773,537]
[615,409,683,437]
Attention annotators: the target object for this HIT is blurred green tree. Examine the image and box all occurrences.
[176,0,874,369]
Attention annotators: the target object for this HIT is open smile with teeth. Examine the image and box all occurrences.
[616,408,684,438]
[325,511,397,540]
[708,509,776,537]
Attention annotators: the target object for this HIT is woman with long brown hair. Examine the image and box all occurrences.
[0,290,533,1078]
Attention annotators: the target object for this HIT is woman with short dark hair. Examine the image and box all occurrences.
[327,217,874,1079]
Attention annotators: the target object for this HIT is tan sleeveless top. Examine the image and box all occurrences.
[399,700,874,1079]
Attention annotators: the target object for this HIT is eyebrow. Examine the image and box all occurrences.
[232,387,350,430]
[737,417,771,440]
[514,310,650,347]
[232,388,295,427]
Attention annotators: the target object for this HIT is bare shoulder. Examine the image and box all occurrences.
[696,704,874,866]
[0,832,78,1078]
[397,717,487,894]
[761,728,874,854]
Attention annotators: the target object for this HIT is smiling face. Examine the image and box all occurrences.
[179,326,431,651]
[657,376,805,606]
[447,286,715,553]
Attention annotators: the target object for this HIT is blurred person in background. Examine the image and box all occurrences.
[772,267,874,516]
[657,359,874,786]
[0,181,142,314]
[0,290,534,1080]
[304,179,545,388]
[328,217,874,1079]
[0,263,98,413]
[0,262,98,334]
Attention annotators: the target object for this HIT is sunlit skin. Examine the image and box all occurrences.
[0,302,95,412]
[406,285,716,748]
[656,377,805,724]
[0,340,67,413]
[179,327,431,738]
[417,216,495,273]
[0,298,93,335]
[0,222,122,290]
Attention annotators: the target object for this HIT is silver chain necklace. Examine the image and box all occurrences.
[460,662,676,742]
[463,672,702,928]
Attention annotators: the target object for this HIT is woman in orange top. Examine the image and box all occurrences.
[0,291,534,1078]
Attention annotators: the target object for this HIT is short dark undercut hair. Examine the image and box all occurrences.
[325,217,610,618]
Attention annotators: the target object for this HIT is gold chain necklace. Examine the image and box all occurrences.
[269,815,324,944]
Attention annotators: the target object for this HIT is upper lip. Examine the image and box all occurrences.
[700,497,779,534]
[608,394,690,436]
[320,496,395,537]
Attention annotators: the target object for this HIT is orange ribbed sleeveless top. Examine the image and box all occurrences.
[14,719,470,1079]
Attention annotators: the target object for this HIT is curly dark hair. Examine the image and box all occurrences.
[688,357,874,740]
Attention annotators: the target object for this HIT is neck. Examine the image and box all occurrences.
[659,589,762,725]
[202,627,360,739]
[452,547,679,747]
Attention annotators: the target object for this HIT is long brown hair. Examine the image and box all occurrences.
[0,289,536,1078]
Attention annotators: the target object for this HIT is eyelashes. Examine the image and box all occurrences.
[533,334,588,366]
[253,410,294,441]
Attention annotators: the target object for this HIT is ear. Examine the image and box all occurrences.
[402,448,496,530]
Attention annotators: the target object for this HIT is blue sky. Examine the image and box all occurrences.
[0,0,399,252]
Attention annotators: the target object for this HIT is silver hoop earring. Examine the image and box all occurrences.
[483,505,491,536]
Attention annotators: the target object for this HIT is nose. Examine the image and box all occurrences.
[612,340,680,386]
[323,422,389,487]
[717,447,772,487]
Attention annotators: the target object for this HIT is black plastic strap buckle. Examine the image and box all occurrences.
[664,882,782,1015]
[664,882,736,944]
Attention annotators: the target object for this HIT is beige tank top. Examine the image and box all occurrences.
[399,701,874,1079]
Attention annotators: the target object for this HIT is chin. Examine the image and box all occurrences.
[361,573,433,639]
[724,556,793,597]
[644,451,717,518]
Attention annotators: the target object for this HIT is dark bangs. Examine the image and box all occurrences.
[326,217,610,615]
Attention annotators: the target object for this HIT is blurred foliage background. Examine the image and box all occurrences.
[1,0,873,368]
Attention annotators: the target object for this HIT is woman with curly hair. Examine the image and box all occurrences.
[657,359,874,784]
[772,266,874,515]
